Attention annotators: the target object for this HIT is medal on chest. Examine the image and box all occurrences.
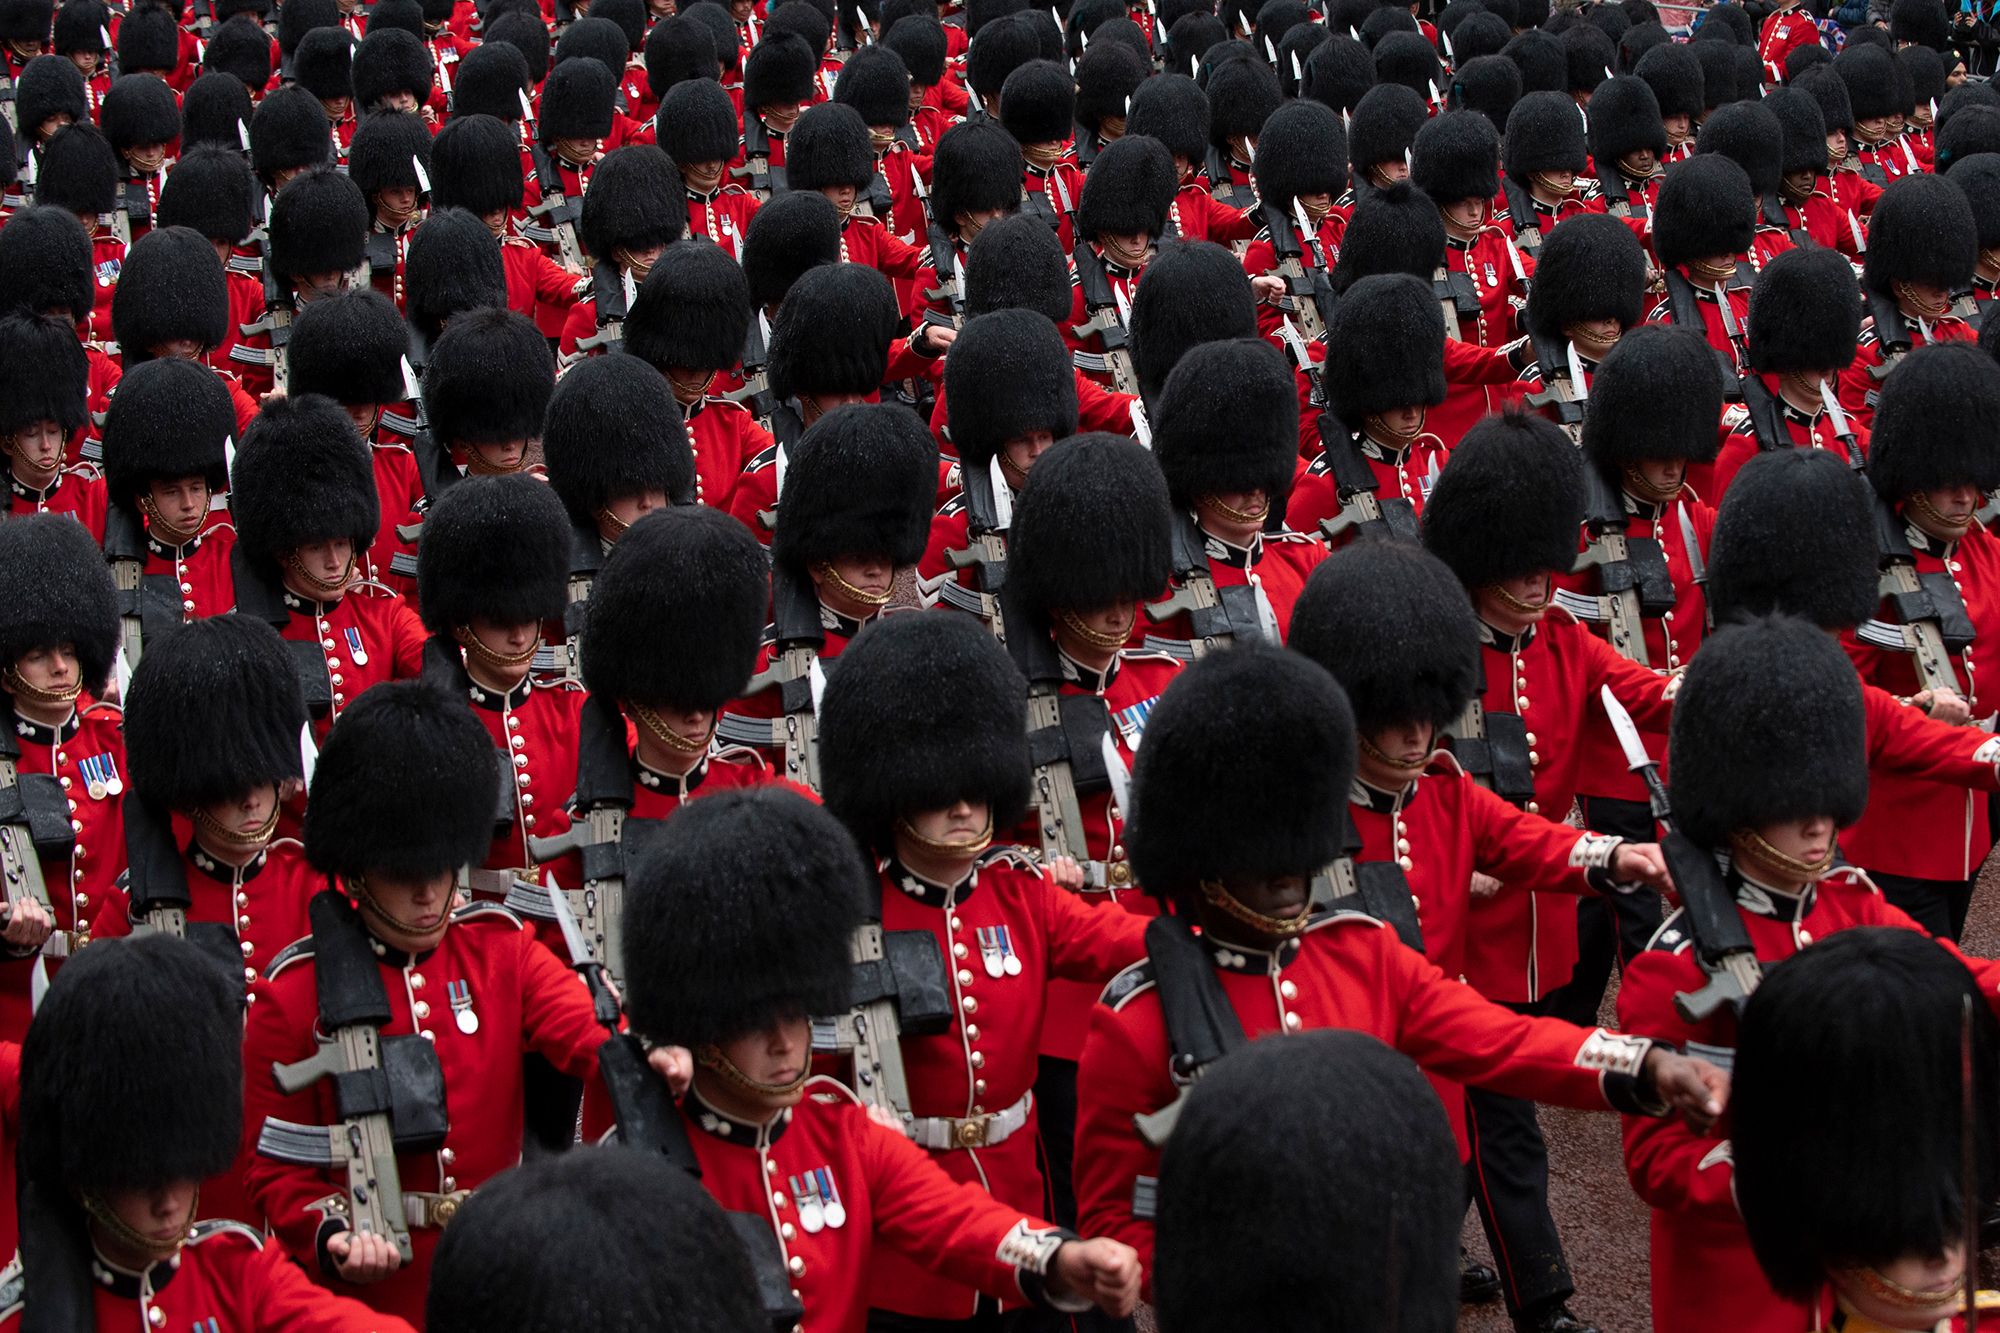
[975,924,1023,979]
[343,626,369,667]
[78,752,122,799]
[1111,697,1155,751]
[448,978,478,1034]
[1483,261,1498,288]
[790,1167,846,1232]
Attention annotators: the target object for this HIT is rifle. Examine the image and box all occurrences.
[912,161,966,330]
[537,521,602,684]
[0,721,65,957]
[1441,658,1537,808]
[515,695,633,984]
[1600,687,1761,1022]
[1499,176,1549,251]
[574,263,634,356]
[1864,288,1917,383]
[1520,330,1588,443]
[1316,807,1425,950]
[524,140,588,273]
[1660,267,1747,393]
[1862,505,1974,701]
[1312,421,1421,546]
[103,501,149,672]
[1070,242,1140,397]
[258,893,453,1265]
[121,796,188,940]
[1131,914,1244,1150]
[714,568,827,792]
[936,455,1012,641]
[1558,465,1677,667]
[0,70,15,134]
[732,112,784,199]
[111,173,151,248]
[1005,590,1124,889]
[1201,144,1257,214]
[239,253,295,393]
[1431,261,1482,340]
[1260,199,1336,341]
[1141,511,1279,660]
[722,311,778,430]
[811,878,952,1123]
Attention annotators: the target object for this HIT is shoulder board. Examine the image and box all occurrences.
[847,213,882,230]
[1267,527,1318,545]
[0,1250,21,1320]
[1817,864,1881,897]
[368,439,414,457]
[1114,648,1182,667]
[1857,322,1881,349]
[188,1219,264,1249]
[1423,749,1466,778]
[1249,225,1274,244]
[936,493,967,519]
[1579,178,1605,201]
[1721,403,1752,432]
[1644,905,1695,955]
[1101,958,1156,1009]
[746,441,780,470]
[976,845,1043,874]
[711,743,770,771]
[81,699,122,720]
[268,836,304,854]
[700,395,749,417]
[1543,602,1581,628]
[500,234,537,249]
[265,935,316,979]
[345,579,402,600]
[452,899,524,927]
[1302,907,1389,935]
[571,278,594,301]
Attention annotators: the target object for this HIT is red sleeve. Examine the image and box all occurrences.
[229,378,260,432]
[1708,431,1760,500]
[885,332,945,384]
[1074,373,1135,434]
[1442,336,1526,387]
[1614,947,1740,1218]
[1465,779,1601,895]
[534,250,579,309]
[1861,682,2000,790]
[388,600,429,679]
[516,926,609,1082]
[1205,198,1259,244]
[1073,992,1168,1289]
[873,226,930,281]
[558,300,594,363]
[1585,629,1677,732]
[90,887,135,940]
[239,1235,420,1333]
[1035,871,1150,984]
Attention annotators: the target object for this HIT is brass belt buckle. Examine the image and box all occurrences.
[430,1192,464,1226]
[1107,860,1133,888]
[954,1115,992,1148]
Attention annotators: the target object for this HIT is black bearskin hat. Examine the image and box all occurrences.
[622,788,866,1047]
[1583,325,1725,469]
[449,41,533,123]
[1206,52,1281,147]
[1503,89,1588,179]
[540,56,616,143]
[1563,19,1617,96]
[765,2,829,60]
[766,262,901,398]
[1734,929,2000,1305]
[964,211,1071,322]
[352,26,432,108]
[819,611,1031,849]
[428,1149,767,1333]
[1154,1031,1461,1333]
[0,311,85,439]
[583,506,769,709]
[1302,34,1375,117]
[656,76,742,168]
[1330,181,1445,291]
[1621,18,1672,68]
[251,86,334,183]
[1128,643,1356,903]
[1588,74,1667,166]
[577,145,687,263]
[1128,239,1260,409]
[1524,212,1649,340]
[1864,172,1977,296]
[348,108,433,198]
[429,113,525,216]
[1749,245,1862,374]
[1007,432,1172,619]
[125,615,306,810]
[786,100,875,191]
[1936,106,2000,173]
[16,55,85,137]
[771,401,935,574]
[292,27,355,102]
[929,118,1023,228]
[1696,100,1782,197]
[627,240,752,374]
[1504,28,1567,93]
[20,935,241,1198]
[114,1,176,71]
[404,208,508,344]
[0,0,50,43]
[1453,54,1523,134]
[1653,153,1754,270]
[999,58,1072,146]
[1349,81,1428,172]
[741,191,842,309]
[1074,39,1147,135]
[1421,409,1585,589]
[1766,86,1829,178]
[1691,40,1736,109]
[882,15,946,88]
[1254,99,1350,205]
[1152,337,1299,513]
[1454,10,1514,61]
[644,15,721,101]
[744,32,817,109]
[157,145,254,244]
[276,0,334,57]
[1669,615,1868,847]
[542,352,697,522]
[180,70,257,148]
[1127,73,1209,165]
[232,394,381,559]
[555,14,632,74]
[1077,133,1178,241]
[943,309,1078,470]
[101,73,178,152]
[203,18,271,92]
[1413,110,1499,205]
[51,0,108,56]
[1950,154,2000,254]
[0,205,92,321]
[1706,448,1877,629]
[1797,64,1856,136]
[268,167,368,281]
[287,288,409,406]
[0,514,116,694]
[32,122,116,217]
[833,46,910,131]
[418,474,572,631]
[1891,0,1952,51]
[965,12,1038,101]
[485,12,551,86]
[1323,274,1445,428]
[423,307,551,447]
[1634,40,1702,119]
[1836,42,1902,122]
[1291,540,1479,733]
[100,355,234,507]
[1868,342,2000,500]
[110,226,230,364]
[305,680,501,879]
[1377,29,1443,100]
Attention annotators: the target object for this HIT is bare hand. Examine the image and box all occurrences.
[1644,1049,1729,1133]
[1915,688,1973,725]
[647,1043,694,1098]
[327,1229,403,1284]
[1,898,50,952]
[1610,843,1674,894]
[1048,1237,1142,1317]
[1047,855,1086,892]
[1469,872,1504,900]
[1250,274,1285,303]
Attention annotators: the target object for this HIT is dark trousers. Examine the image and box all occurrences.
[1571,796,1671,1007]
[1870,867,1977,941]
[1034,1055,1080,1228]
[1467,991,1583,1319]
[521,1054,582,1158]
[867,1305,1096,1332]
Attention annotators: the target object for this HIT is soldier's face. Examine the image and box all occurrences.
[1827,129,1849,161]
[1909,483,1982,540]
[1201,872,1310,943]
[810,552,894,615]
[295,271,350,303]
[321,97,352,120]
[820,183,859,214]
[66,50,99,76]
[1053,603,1136,664]
[342,402,381,436]
[1619,148,1657,178]
[467,437,529,470]
[761,102,806,133]
[381,90,420,113]
[145,476,211,533]
[359,867,455,949]
[480,206,509,237]
[6,419,65,481]
[1830,1247,1966,1329]
[291,538,356,589]
[999,429,1055,481]
[601,489,668,540]
[463,616,541,682]
[1664,113,1691,145]
[196,784,279,843]
[1751,815,1835,872]
[1475,572,1552,632]
[706,1015,811,1111]
[1629,458,1685,498]
[1194,489,1269,544]
[89,1182,199,1264]
[901,800,992,852]
[1369,159,1411,188]
[35,112,73,144]
[1857,114,1894,143]
[1359,721,1435,788]
[1441,196,1489,234]
[682,159,726,192]
[5,644,78,698]
[376,185,419,220]
[954,207,1006,243]
[148,336,205,361]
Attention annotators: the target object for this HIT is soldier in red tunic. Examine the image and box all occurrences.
[156,147,269,382]
[1065,136,1177,389]
[0,209,119,468]
[113,226,263,435]
[230,169,371,400]
[1588,76,1670,233]
[407,307,555,543]
[243,682,608,1328]
[31,124,121,341]
[0,312,103,540]
[1242,99,1349,342]
[1416,110,1531,350]
[7,934,411,1333]
[618,786,1144,1333]
[1126,74,1257,248]
[349,111,433,315]
[558,145,688,370]
[997,59,1086,254]
[1647,156,1757,385]
[657,79,763,257]
[1499,91,1595,250]
[100,73,176,247]
[1634,44,1704,164]
[790,102,929,286]
[426,115,581,331]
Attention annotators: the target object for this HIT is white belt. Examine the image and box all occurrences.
[909,1091,1033,1151]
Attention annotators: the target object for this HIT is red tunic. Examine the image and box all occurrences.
[1443,226,1531,347]
[1757,4,1823,81]
[864,852,1147,1319]
[455,673,586,889]
[277,585,430,738]
[1645,269,1753,382]
[499,234,580,328]
[243,901,604,1326]
[1168,180,1256,248]
[1140,528,1325,653]
[92,828,318,987]
[1075,911,1669,1291]
[1023,158,1086,254]
[1287,429,1448,545]
[1835,311,1977,431]
[1241,214,1346,345]
[6,465,107,542]
[143,522,239,623]
[683,185,762,257]
[1704,375,1872,500]
[362,441,424,588]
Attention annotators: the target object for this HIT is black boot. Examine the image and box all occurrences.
[1513,1298,1601,1333]
[1460,1249,1501,1304]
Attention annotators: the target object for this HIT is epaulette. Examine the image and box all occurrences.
[367,437,414,457]
[451,899,524,927]
[1543,600,1582,628]
[1302,906,1388,936]
[1113,647,1182,667]
[1101,957,1156,1009]
[711,743,769,772]
[0,1250,22,1319]
[81,698,122,720]
[1720,402,1751,433]
[1266,527,1319,545]
[1424,749,1466,778]
[1249,224,1274,245]
[188,1218,265,1248]
[934,493,967,519]
[1856,320,1881,350]
[1579,177,1605,202]
[746,440,780,471]
[265,934,316,979]
[1644,905,1696,955]
[345,578,403,600]
[1816,863,1881,897]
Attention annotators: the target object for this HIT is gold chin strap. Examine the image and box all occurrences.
[1101,236,1152,270]
[1622,464,1683,505]
[667,369,716,405]
[1298,196,1333,223]
[462,441,524,476]
[1358,734,1429,772]
[1897,280,1952,320]
[193,802,280,849]
[631,701,712,755]
[868,126,896,152]
[454,624,540,671]
[283,549,357,598]
[895,813,994,858]
[1837,1265,1965,1312]
[1688,255,1736,283]
[813,561,893,607]
[347,874,452,945]
[1057,608,1131,651]
[1201,493,1269,525]
[1568,325,1622,360]
[138,494,204,546]
[1530,171,1575,197]
[1909,489,1976,538]
[1199,877,1312,939]
[1364,409,1426,447]
[614,246,656,284]
[697,1045,811,1100]
[2,666,82,708]
[82,1190,196,1265]
[597,506,632,539]
[1098,115,1126,139]
[1729,828,1836,881]
[1487,576,1550,615]
[1022,141,1064,170]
